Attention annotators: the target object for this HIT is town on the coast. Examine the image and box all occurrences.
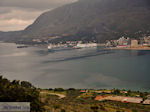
[33,35,150,51]
[105,36,150,50]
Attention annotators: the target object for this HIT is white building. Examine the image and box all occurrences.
[131,39,139,47]
[117,37,130,46]
[143,99,150,104]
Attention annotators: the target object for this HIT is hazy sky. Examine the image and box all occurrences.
[0,0,77,31]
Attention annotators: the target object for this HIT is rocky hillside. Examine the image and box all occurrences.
[1,0,150,42]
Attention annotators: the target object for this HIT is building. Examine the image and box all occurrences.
[95,95,143,104]
[116,45,128,48]
[106,41,112,47]
[118,37,130,45]
[131,39,139,48]
[143,36,150,46]
[80,90,88,93]
[95,95,108,100]
[118,37,126,45]
[94,90,112,94]
[143,99,150,105]
[113,40,119,46]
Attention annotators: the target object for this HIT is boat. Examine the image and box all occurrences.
[48,44,73,52]
[75,43,97,49]
[17,45,28,48]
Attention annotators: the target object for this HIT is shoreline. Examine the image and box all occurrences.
[106,47,150,50]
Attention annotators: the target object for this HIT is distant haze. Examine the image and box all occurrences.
[0,0,78,31]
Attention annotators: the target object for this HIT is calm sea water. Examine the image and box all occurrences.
[0,42,150,91]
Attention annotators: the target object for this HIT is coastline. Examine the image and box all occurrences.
[106,47,150,50]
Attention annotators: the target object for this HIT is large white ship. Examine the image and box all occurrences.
[48,44,72,52]
[48,42,98,52]
[75,43,97,49]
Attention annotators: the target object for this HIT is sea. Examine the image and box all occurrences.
[0,42,150,91]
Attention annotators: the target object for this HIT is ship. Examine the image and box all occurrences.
[75,43,97,49]
[48,44,73,52]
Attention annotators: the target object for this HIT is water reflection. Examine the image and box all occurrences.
[129,50,150,56]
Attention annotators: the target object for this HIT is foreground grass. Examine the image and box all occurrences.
[1,75,149,112]
[40,89,150,112]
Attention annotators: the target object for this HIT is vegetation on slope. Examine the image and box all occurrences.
[41,88,150,112]
[0,76,150,112]
[0,76,44,112]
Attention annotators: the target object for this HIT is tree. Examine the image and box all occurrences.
[54,88,64,92]
[140,92,148,100]
[21,81,33,88]
[67,88,76,91]
[61,109,66,112]
[48,88,53,91]
[113,89,120,95]
[91,105,99,112]
[11,80,20,85]
[0,76,45,112]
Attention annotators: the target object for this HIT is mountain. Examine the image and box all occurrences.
[1,0,150,42]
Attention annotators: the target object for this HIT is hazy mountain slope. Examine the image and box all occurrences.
[1,0,150,42]
[22,0,150,42]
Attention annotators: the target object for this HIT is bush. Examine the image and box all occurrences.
[54,88,65,92]
[0,76,44,112]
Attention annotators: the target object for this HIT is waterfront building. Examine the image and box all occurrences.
[117,37,130,46]
[131,39,139,48]
[144,36,150,45]
[106,41,112,47]
[143,99,150,105]
[113,40,119,46]
[116,45,128,48]
[118,37,125,45]
[139,37,145,45]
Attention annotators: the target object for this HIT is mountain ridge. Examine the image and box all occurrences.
[1,0,150,42]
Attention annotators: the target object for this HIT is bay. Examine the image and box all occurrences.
[0,43,150,91]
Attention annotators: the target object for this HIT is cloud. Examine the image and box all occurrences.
[0,7,44,20]
[0,0,78,31]
[0,7,44,31]
[0,19,32,26]
[0,0,78,10]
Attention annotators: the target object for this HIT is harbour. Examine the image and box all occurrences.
[0,42,150,91]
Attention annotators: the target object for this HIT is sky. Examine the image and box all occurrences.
[0,0,78,31]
